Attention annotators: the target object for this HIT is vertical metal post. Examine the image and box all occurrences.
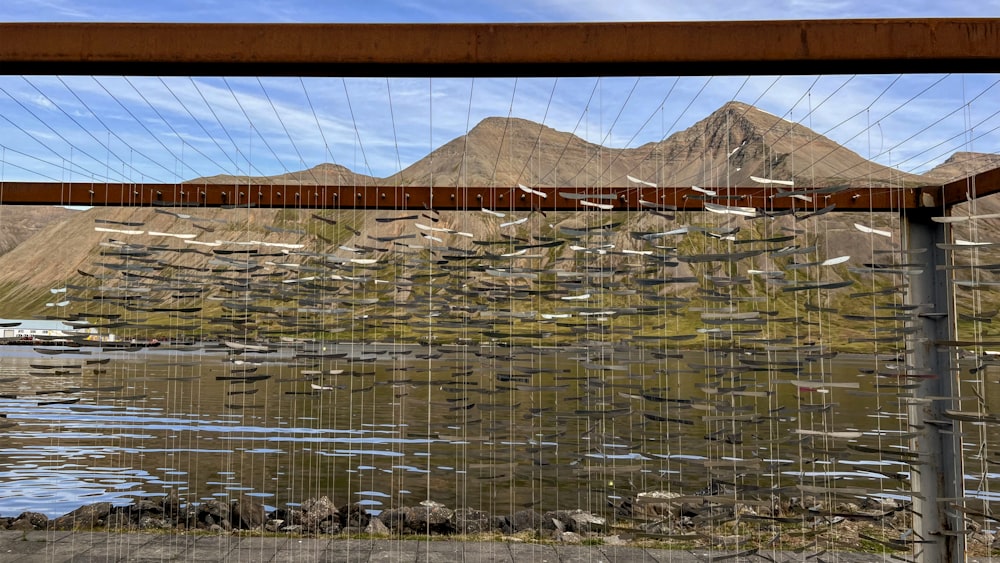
[905,208,965,562]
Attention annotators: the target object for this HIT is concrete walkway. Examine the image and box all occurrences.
[0,530,988,562]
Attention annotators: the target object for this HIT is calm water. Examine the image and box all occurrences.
[0,344,988,518]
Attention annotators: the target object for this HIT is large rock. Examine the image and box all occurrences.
[453,508,492,534]
[376,507,410,534]
[510,509,543,533]
[542,510,606,535]
[130,499,165,517]
[563,510,606,534]
[52,503,112,530]
[300,496,337,516]
[195,500,231,530]
[338,503,370,528]
[404,501,455,535]
[492,515,512,535]
[541,511,562,533]
[231,499,266,530]
[108,498,164,529]
[8,512,48,531]
[364,516,390,536]
[295,496,338,533]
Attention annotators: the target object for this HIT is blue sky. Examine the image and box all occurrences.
[4,0,998,23]
[0,1,997,183]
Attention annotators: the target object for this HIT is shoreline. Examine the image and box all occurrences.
[2,493,989,557]
[0,529,903,563]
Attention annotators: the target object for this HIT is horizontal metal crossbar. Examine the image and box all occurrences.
[0,19,998,77]
[0,181,947,212]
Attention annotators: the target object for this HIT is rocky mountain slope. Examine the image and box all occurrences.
[0,206,76,257]
[0,102,996,325]
[386,101,927,188]
[923,151,1000,183]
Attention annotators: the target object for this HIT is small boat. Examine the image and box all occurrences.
[100,339,160,350]
[223,341,273,353]
[35,347,90,355]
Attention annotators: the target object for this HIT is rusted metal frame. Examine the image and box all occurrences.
[0,19,996,210]
[0,20,989,563]
[0,20,998,77]
[0,181,917,212]
[936,165,1000,209]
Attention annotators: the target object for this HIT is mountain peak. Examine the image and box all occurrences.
[923,151,1000,182]
[650,100,926,188]
[190,162,375,186]
[698,100,814,145]
[469,115,542,132]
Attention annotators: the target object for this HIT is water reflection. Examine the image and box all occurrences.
[0,345,972,517]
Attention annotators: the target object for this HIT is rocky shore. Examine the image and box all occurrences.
[3,495,605,542]
[3,491,978,555]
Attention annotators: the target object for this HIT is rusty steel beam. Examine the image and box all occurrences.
[937,165,1000,208]
[0,19,998,77]
[0,182,920,212]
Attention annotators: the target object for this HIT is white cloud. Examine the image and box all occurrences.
[4,73,999,182]
[505,0,1000,21]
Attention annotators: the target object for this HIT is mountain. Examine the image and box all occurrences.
[191,162,376,186]
[0,206,76,257]
[924,151,1000,184]
[387,101,928,188]
[386,116,618,187]
[0,102,996,321]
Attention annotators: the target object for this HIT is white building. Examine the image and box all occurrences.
[0,318,98,341]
